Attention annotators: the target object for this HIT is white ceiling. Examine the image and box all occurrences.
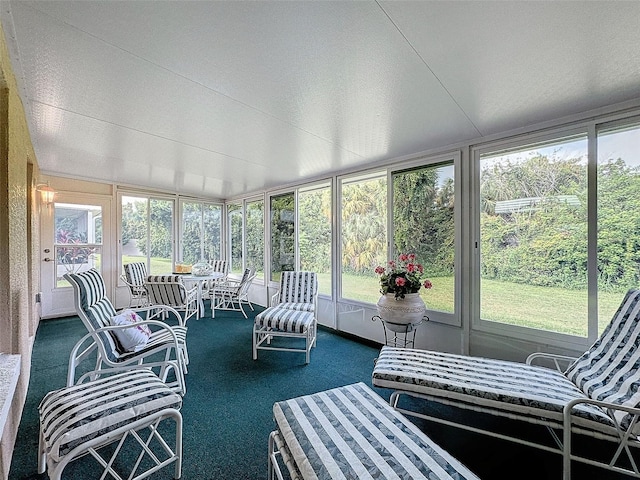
[2,1,640,199]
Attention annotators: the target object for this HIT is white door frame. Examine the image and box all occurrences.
[40,192,113,318]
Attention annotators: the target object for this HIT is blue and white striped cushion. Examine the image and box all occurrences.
[273,382,479,480]
[255,307,314,334]
[278,302,314,312]
[124,262,147,287]
[278,272,317,306]
[565,288,640,429]
[372,346,614,429]
[66,270,120,362]
[39,369,182,462]
[145,276,186,306]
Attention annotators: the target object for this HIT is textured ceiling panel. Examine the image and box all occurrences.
[380,1,640,136]
[2,1,640,198]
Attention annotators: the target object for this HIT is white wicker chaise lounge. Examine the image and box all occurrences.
[372,288,640,479]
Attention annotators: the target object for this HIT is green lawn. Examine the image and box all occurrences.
[120,258,622,337]
[338,273,620,337]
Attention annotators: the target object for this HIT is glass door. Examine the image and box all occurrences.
[40,193,112,317]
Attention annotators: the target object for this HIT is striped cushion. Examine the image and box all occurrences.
[124,262,147,288]
[278,302,315,312]
[278,272,317,306]
[255,307,314,333]
[145,276,186,306]
[273,382,479,480]
[565,288,640,429]
[39,369,182,462]
[372,346,614,430]
[66,270,120,362]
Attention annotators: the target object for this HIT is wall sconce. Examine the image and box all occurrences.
[36,183,56,205]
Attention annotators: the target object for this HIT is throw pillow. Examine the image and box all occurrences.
[110,309,152,352]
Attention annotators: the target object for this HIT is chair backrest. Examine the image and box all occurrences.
[238,268,255,295]
[145,275,187,307]
[565,288,640,429]
[64,269,121,363]
[277,271,318,306]
[123,262,147,291]
[211,260,228,277]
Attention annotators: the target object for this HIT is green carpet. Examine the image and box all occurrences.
[9,303,631,479]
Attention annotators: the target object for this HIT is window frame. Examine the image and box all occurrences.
[471,127,593,349]
[388,151,461,327]
[117,190,177,278]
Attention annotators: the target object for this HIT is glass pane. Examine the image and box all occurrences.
[121,196,148,272]
[228,203,243,274]
[54,203,102,287]
[246,200,264,279]
[270,193,295,281]
[479,136,588,336]
[149,199,173,275]
[340,174,387,303]
[204,204,222,262]
[299,184,332,296]
[393,163,454,313]
[182,202,203,265]
[598,124,640,331]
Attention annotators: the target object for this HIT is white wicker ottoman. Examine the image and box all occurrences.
[269,382,479,480]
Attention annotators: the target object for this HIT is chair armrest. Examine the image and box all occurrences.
[132,305,185,326]
[73,360,182,386]
[270,290,280,307]
[526,352,578,371]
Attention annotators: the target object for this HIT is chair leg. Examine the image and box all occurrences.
[253,324,258,360]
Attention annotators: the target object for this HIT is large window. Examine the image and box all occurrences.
[299,182,332,296]
[478,136,588,336]
[121,195,174,275]
[245,199,264,279]
[393,162,455,313]
[597,123,640,329]
[340,173,387,303]
[181,201,222,265]
[228,203,243,274]
[270,193,295,281]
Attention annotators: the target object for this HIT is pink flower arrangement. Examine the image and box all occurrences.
[375,253,433,300]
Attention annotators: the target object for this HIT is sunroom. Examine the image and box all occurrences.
[1,1,640,479]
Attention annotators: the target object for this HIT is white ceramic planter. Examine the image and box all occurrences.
[376,293,426,332]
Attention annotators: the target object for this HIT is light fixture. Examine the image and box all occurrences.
[36,183,56,205]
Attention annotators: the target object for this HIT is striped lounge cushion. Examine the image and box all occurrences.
[565,288,640,429]
[372,346,615,430]
[255,307,314,333]
[273,382,479,480]
[39,369,182,462]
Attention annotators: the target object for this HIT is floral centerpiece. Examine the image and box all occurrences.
[375,253,432,300]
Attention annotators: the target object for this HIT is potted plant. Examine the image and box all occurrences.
[374,253,432,331]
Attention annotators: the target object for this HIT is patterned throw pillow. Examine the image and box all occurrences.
[110,309,152,352]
